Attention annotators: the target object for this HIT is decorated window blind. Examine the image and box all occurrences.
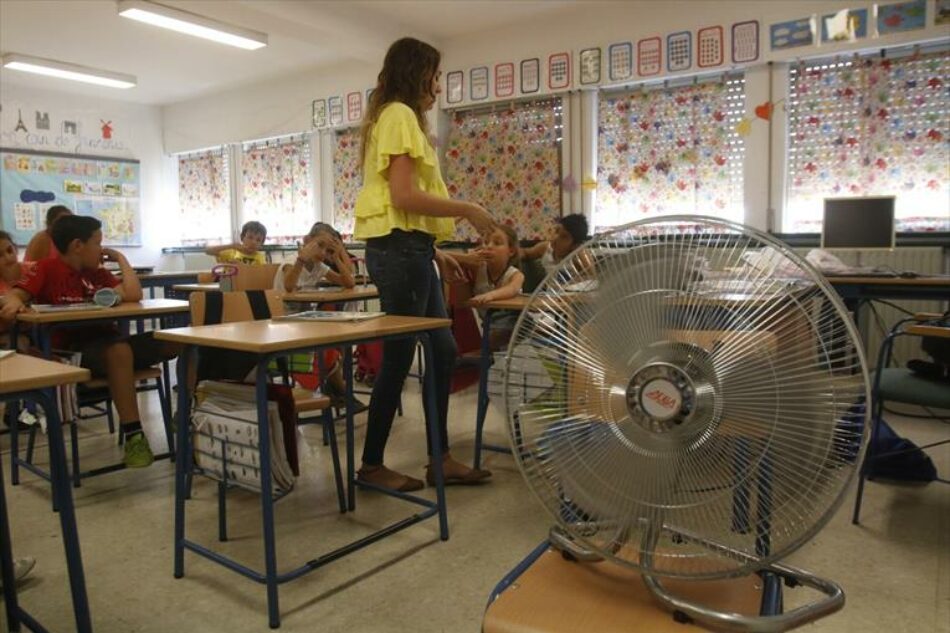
[443,98,563,241]
[241,135,313,244]
[786,50,950,232]
[596,76,746,230]
[178,149,231,246]
[332,127,362,239]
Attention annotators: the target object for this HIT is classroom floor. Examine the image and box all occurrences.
[1,378,948,633]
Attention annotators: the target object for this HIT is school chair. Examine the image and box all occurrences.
[852,314,950,524]
[231,263,281,291]
[188,289,346,511]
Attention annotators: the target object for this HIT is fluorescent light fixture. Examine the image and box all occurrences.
[117,0,267,50]
[1,54,136,89]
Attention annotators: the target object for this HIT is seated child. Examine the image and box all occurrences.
[274,222,355,292]
[449,224,525,350]
[0,216,180,468]
[0,230,36,349]
[205,220,268,265]
[25,205,73,262]
[521,213,590,276]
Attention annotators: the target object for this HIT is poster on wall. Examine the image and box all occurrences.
[579,48,601,85]
[697,26,724,67]
[667,32,692,72]
[821,8,868,42]
[877,0,927,34]
[521,58,540,93]
[328,96,343,126]
[471,66,489,101]
[494,63,515,98]
[311,99,327,128]
[446,71,464,104]
[938,0,950,25]
[732,21,759,62]
[548,53,571,90]
[637,38,661,76]
[0,149,141,245]
[770,17,814,50]
[346,92,362,122]
[608,42,633,81]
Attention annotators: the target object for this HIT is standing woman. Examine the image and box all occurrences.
[355,37,495,492]
[24,205,72,261]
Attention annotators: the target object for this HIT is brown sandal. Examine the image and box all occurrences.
[357,465,424,493]
[425,463,492,486]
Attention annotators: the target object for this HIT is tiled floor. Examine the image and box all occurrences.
[2,380,948,632]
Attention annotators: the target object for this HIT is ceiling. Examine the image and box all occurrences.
[0,0,576,106]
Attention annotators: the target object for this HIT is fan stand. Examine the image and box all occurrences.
[549,526,844,632]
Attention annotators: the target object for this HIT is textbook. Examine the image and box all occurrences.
[31,303,106,313]
[275,310,385,322]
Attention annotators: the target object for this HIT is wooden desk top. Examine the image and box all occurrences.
[172,283,220,292]
[138,270,207,280]
[826,275,950,286]
[0,353,90,393]
[282,285,379,303]
[16,299,190,324]
[154,315,450,353]
[908,324,950,339]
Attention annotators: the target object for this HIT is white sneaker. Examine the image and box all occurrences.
[0,556,35,589]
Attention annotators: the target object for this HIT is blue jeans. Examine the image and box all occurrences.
[362,230,457,465]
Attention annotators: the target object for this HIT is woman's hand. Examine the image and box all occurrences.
[464,203,495,237]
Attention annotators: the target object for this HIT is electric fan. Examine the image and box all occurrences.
[503,216,869,631]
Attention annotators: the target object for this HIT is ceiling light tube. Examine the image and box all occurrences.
[117,0,268,50]
[1,54,137,89]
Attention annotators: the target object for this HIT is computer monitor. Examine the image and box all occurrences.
[821,196,895,250]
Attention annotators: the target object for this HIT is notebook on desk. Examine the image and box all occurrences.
[275,310,385,322]
[31,303,107,313]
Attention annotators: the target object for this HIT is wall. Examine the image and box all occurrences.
[0,82,177,267]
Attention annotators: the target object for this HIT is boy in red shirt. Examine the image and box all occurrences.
[0,215,179,468]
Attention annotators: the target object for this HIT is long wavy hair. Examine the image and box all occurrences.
[360,37,441,164]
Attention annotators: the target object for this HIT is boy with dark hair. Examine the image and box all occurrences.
[205,220,268,265]
[0,215,180,467]
[521,213,590,276]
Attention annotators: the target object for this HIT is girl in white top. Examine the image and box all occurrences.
[275,222,355,293]
[449,225,525,350]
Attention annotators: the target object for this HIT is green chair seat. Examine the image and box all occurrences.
[877,368,950,410]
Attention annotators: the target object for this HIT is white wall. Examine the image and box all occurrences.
[0,82,177,267]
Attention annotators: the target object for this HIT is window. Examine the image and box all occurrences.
[177,149,231,246]
[443,98,563,241]
[241,135,314,244]
[332,127,362,240]
[785,50,950,232]
[596,76,746,230]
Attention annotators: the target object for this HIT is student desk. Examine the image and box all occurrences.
[170,282,220,293]
[11,299,190,484]
[131,271,207,299]
[0,354,93,633]
[281,285,380,305]
[154,315,451,629]
[827,275,950,341]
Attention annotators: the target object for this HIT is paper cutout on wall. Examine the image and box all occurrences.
[770,17,814,50]
[697,26,724,67]
[821,8,868,42]
[521,58,540,94]
[562,174,578,193]
[446,71,464,104]
[579,48,601,85]
[608,42,633,81]
[471,67,489,101]
[346,92,362,122]
[877,0,927,34]
[548,53,571,90]
[938,0,950,25]
[638,38,661,76]
[667,32,692,72]
[311,99,327,128]
[328,96,343,126]
[495,63,515,98]
[732,21,759,63]
[735,118,753,137]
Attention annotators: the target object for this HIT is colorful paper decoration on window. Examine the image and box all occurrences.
[877,0,927,34]
[770,17,813,50]
[521,58,540,93]
[495,63,514,97]
[311,99,327,129]
[667,32,692,72]
[346,92,362,122]
[637,38,661,76]
[548,53,571,90]
[580,48,601,85]
[732,21,759,63]
[697,26,724,67]
[608,42,633,81]
[328,96,343,126]
[471,66,489,101]
[446,71,464,104]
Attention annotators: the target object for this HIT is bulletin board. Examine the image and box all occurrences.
[0,148,141,246]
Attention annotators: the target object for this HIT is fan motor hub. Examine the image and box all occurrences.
[627,363,696,432]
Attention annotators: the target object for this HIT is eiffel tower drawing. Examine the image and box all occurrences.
[14,109,28,133]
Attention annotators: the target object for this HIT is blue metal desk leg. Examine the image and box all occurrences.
[473,309,494,470]
[420,333,449,540]
[173,347,195,579]
[0,449,23,631]
[255,358,280,629]
[41,389,93,633]
[344,348,356,512]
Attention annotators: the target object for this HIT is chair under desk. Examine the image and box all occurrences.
[0,354,93,633]
[154,314,452,629]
